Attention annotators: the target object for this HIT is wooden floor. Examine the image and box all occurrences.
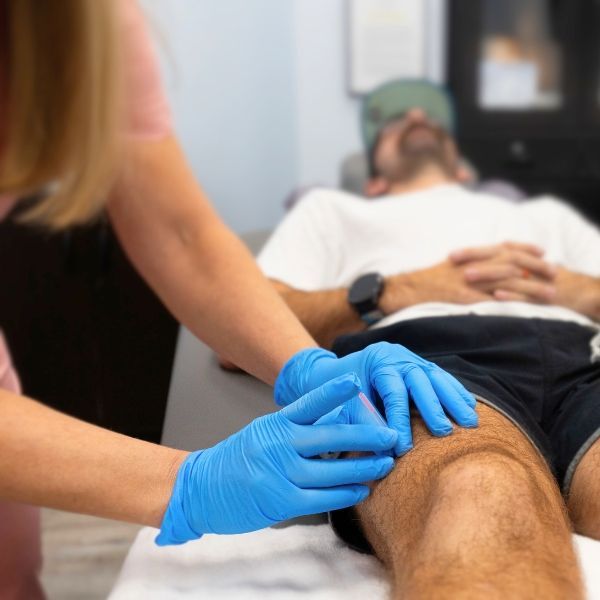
[40,509,141,600]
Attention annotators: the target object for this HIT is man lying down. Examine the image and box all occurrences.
[257,82,600,598]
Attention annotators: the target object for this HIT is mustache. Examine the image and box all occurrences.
[398,122,447,152]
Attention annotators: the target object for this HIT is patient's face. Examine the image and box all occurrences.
[372,108,460,184]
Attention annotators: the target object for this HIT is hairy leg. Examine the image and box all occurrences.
[356,404,583,600]
[567,436,600,539]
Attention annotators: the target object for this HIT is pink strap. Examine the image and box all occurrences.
[121,0,172,139]
[0,332,21,395]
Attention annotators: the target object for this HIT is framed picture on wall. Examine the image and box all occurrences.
[347,0,446,95]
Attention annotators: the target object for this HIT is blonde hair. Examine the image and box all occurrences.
[0,0,122,230]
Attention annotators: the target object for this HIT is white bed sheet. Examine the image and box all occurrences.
[109,524,600,599]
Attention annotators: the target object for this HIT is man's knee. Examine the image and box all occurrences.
[355,404,582,597]
[358,404,565,544]
[372,404,549,497]
[437,449,535,499]
[431,450,559,545]
[397,443,555,529]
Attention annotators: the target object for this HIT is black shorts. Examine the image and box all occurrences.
[329,315,600,554]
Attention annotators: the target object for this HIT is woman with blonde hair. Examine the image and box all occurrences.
[0,1,476,597]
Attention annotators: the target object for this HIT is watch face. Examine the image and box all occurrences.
[348,273,384,310]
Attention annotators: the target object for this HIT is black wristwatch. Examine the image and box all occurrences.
[348,273,385,325]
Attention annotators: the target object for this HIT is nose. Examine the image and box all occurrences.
[405,107,427,123]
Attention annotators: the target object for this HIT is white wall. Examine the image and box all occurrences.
[141,0,447,233]
[292,0,363,188]
[141,0,297,233]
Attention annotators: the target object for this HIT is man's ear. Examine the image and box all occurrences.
[364,177,390,197]
[455,162,475,184]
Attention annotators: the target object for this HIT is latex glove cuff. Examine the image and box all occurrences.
[274,348,336,407]
[155,451,206,546]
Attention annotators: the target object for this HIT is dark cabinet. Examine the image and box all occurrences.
[448,0,600,225]
[0,216,178,443]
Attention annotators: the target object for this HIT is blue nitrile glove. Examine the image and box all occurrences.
[156,373,397,546]
[274,342,478,456]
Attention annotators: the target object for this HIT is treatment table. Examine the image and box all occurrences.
[109,230,600,599]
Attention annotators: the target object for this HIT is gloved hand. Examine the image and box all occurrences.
[275,342,478,456]
[156,374,397,546]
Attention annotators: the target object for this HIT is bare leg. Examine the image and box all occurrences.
[568,436,600,539]
[356,404,583,600]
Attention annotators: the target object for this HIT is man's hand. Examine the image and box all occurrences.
[380,260,491,313]
[449,241,557,303]
[262,242,560,351]
[381,241,557,314]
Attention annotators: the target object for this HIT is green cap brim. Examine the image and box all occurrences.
[362,79,456,152]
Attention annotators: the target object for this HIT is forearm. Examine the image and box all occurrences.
[109,137,316,385]
[584,278,600,321]
[555,267,600,322]
[0,390,187,526]
[274,271,426,348]
[379,271,427,315]
[275,285,365,348]
[583,281,600,321]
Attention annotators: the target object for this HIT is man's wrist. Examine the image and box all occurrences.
[579,283,600,321]
[347,273,385,324]
[556,268,600,321]
[379,272,423,316]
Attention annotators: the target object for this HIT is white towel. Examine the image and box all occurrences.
[110,525,600,599]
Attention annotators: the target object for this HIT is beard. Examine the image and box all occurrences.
[384,124,456,183]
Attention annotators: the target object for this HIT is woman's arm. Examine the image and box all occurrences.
[108,136,316,385]
[0,380,398,534]
[0,390,187,526]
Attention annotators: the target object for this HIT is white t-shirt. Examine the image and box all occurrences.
[258,184,600,330]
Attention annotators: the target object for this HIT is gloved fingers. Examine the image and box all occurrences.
[291,485,370,516]
[313,404,349,426]
[274,348,337,407]
[404,367,453,436]
[281,373,361,425]
[371,367,413,455]
[372,341,429,367]
[292,424,397,457]
[443,371,478,409]
[427,369,478,428]
[290,455,394,488]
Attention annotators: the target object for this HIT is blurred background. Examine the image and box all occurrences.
[2,2,600,594]
[145,0,600,233]
[143,0,444,234]
[3,0,600,457]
